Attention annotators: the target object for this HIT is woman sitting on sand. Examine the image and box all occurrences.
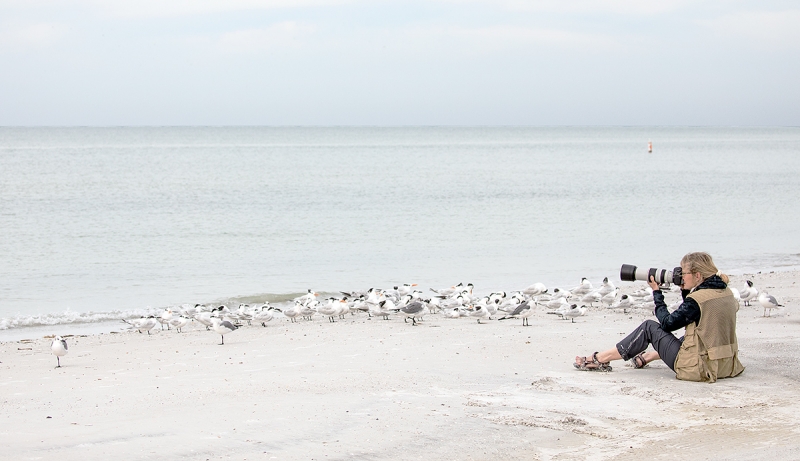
[574,252,745,382]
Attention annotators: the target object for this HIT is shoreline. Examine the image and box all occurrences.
[1,265,796,342]
[1,268,797,460]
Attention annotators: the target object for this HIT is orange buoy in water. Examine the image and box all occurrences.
[647,141,652,153]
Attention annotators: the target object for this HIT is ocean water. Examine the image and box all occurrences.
[1,126,799,337]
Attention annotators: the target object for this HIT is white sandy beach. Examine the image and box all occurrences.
[2,271,799,461]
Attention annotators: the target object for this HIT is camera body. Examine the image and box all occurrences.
[620,264,683,287]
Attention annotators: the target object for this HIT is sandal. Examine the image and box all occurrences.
[574,352,613,372]
[630,353,648,369]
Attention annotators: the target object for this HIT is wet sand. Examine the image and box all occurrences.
[1,271,798,460]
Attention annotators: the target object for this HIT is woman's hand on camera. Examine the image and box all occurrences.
[648,275,660,292]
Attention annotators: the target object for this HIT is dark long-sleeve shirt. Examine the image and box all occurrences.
[653,275,728,332]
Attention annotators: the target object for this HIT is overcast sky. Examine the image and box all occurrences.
[1,0,798,126]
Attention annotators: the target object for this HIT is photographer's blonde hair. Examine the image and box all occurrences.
[681,252,729,284]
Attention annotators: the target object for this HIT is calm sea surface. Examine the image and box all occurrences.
[1,126,799,336]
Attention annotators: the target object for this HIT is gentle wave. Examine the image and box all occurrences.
[0,293,308,331]
[1,308,161,330]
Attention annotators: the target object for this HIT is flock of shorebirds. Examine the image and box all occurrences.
[49,277,785,366]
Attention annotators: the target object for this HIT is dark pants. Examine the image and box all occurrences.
[616,320,682,371]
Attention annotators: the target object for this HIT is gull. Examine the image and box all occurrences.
[396,283,418,296]
[318,298,340,322]
[297,289,318,306]
[489,291,507,300]
[377,299,395,319]
[468,305,491,324]
[498,301,533,326]
[396,294,414,309]
[442,307,462,319]
[253,305,275,326]
[551,288,571,300]
[610,294,632,313]
[169,316,190,333]
[580,291,602,307]
[430,282,465,297]
[236,304,255,325]
[368,301,384,319]
[554,302,570,318]
[498,294,524,313]
[365,288,381,306]
[758,292,784,317]
[182,304,200,318]
[545,297,569,310]
[596,277,616,296]
[483,298,500,317]
[212,305,238,324]
[51,335,68,368]
[400,301,427,325]
[282,302,302,323]
[350,297,369,315]
[194,311,213,330]
[299,302,317,321]
[340,288,366,299]
[601,288,618,307]
[457,284,476,302]
[123,316,157,335]
[337,298,350,318]
[741,281,758,306]
[453,289,476,304]
[570,278,593,296]
[563,304,587,323]
[523,283,547,296]
[158,309,174,330]
[426,297,442,314]
[210,317,238,345]
[439,294,467,309]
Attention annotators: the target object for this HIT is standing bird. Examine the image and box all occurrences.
[169,316,190,333]
[123,316,158,335]
[210,317,238,345]
[158,309,174,330]
[396,283,418,296]
[318,298,340,322]
[51,335,68,368]
[551,288,571,299]
[498,301,534,326]
[545,297,569,310]
[523,283,547,296]
[580,291,602,306]
[400,301,427,325]
[282,302,302,323]
[563,305,587,323]
[468,305,491,324]
[596,277,616,296]
[610,294,632,313]
[758,292,784,317]
[570,278,593,296]
[740,281,758,306]
[253,305,275,327]
[194,311,213,330]
[601,288,618,307]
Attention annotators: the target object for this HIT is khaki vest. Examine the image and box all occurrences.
[674,287,745,383]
